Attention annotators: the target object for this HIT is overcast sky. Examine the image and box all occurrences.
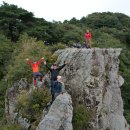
[0,0,130,22]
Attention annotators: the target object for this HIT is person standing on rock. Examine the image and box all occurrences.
[44,61,67,103]
[26,57,44,88]
[84,30,93,48]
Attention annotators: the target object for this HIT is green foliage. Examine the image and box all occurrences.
[0,2,35,42]
[93,31,123,48]
[2,124,22,130]
[6,34,57,85]
[16,88,51,124]
[17,90,29,108]
[119,48,130,114]
[85,12,130,29]
[29,88,51,109]
[73,105,92,130]
[61,23,84,43]
[26,18,50,41]
[0,34,14,79]
[69,17,80,25]
[0,4,130,127]
[124,110,130,124]
[0,80,8,119]
[49,43,67,53]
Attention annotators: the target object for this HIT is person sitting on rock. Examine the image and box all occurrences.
[26,57,44,88]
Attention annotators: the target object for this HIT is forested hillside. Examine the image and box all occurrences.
[0,2,130,129]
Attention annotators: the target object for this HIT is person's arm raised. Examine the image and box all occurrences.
[44,61,51,71]
[38,57,44,63]
[57,61,68,71]
[26,58,32,65]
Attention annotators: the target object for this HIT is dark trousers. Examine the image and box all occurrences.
[50,80,56,103]
[33,72,43,86]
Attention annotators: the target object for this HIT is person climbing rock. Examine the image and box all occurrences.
[26,57,44,88]
[84,30,93,48]
[44,61,67,103]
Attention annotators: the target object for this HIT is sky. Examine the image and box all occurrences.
[0,0,130,22]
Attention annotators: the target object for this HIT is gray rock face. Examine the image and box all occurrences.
[5,77,49,130]
[37,93,73,130]
[5,78,31,130]
[55,48,129,130]
[5,48,129,130]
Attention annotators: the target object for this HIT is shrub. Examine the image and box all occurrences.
[49,43,67,53]
[73,105,92,130]
[16,88,51,124]
[0,80,8,119]
[124,110,130,124]
[6,34,57,85]
[106,127,110,130]
[2,124,22,130]
[0,34,14,79]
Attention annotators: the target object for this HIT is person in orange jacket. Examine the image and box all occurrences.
[26,57,44,87]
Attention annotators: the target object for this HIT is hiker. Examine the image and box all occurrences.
[45,75,65,109]
[44,61,67,102]
[84,30,92,48]
[26,57,44,88]
[53,76,66,100]
[83,41,91,49]
[86,43,91,49]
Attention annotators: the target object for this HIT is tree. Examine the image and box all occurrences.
[0,34,14,79]
[0,2,35,42]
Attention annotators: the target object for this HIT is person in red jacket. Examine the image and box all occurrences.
[84,30,92,48]
[26,57,44,87]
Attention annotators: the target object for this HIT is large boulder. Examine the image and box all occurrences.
[37,93,73,130]
[55,48,129,130]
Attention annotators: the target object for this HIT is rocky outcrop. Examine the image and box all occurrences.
[55,48,129,130]
[5,48,129,130]
[5,78,31,130]
[37,93,73,130]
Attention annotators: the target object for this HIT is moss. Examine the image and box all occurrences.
[2,124,22,130]
[91,66,100,77]
[73,104,92,130]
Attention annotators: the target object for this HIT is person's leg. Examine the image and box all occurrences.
[89,39,92,48]
[33,73,37,86]
[33,73,38,90]
[34,78,37,86]
[86,40,91,49]
[36,72,43,90]
[50,80,55,104]
[51,93,55,104]
[39,72,43,82]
